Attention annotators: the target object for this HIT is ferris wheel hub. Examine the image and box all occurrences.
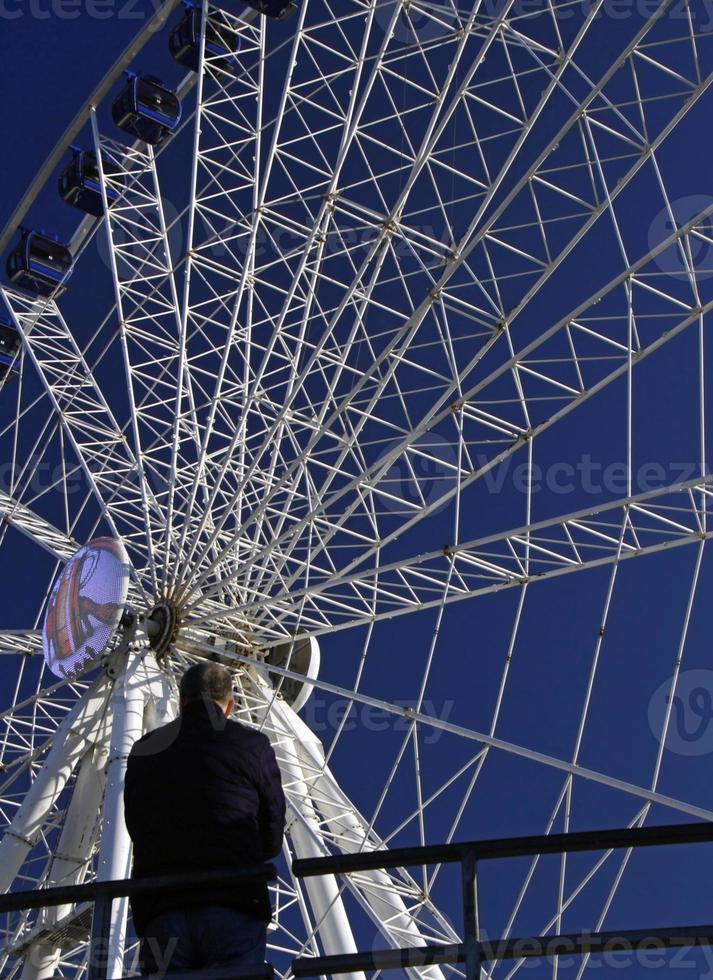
[145,600,179,656]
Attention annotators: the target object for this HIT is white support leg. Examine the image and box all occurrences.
[278,732,365,980]
[19,732,111,980]
[0,676,111,894]
[141,651,177,732]
[247,686,364,980]
[276,702,454,978]
[95,652,146,979]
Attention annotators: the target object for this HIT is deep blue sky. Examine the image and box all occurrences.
[3,2,713,977]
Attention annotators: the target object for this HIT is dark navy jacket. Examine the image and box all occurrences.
[124,697,286,935]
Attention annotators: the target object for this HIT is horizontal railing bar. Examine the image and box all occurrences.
[4,823,711,978]
[135,965,275,980]
[291,943,463,976]
[292,925,713,976]
[292,821,713,877]
[0,865,276,914]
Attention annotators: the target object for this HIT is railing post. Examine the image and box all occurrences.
[461,850,482,980]
[87,889,113,980]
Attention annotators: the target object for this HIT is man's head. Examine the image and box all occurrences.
[179,662,235,717]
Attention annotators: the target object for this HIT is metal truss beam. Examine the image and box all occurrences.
[208,477,712,636]
[177,0,709,609]
[1,289,159,597]
[0,491,77,562]
[181,112,713,615]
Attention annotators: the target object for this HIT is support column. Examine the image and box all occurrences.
[279,734,365,980]
[94,651,145,979]
[277,701,451,979]
[0,676,111,894]
[19,730,110,979]
[250,689,363,980]
[141,651,177,732]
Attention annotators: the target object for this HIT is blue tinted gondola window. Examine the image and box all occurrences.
[29,237,70,275]
[6,231,73,297]
[0,321,22,373]
[170,7,240,73]
[136,78,181,125]
[82,153,121,194]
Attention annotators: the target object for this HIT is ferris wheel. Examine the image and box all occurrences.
[1,0,713,976]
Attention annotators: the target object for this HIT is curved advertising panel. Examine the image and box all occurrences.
[42,537,130,679]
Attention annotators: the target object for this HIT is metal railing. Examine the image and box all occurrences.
[0,865,276,980]
[3,822,713,978]
[291,821,713,979]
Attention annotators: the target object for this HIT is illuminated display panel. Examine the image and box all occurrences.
[42,537,130,679]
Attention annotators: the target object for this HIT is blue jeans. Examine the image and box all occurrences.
[140,906,267,975]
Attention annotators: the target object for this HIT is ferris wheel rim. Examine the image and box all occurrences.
[0,0,187,265]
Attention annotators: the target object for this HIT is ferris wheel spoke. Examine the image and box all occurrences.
[0,632,42,657]
[186,478,713,640]
[168,5,266,581]
[0,289,160,596]
[89,117,199,591]
[182,198,713,612]
[0,490,79,562]
[163,4,258,588]
[0,358,106,562]
[181,11,710,608]
[180,0,681,579]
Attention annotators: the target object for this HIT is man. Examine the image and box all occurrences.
[124,661,286,974]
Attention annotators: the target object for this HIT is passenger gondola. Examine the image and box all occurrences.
[241,0,297,19]
[6,230,74,298]
[0,317,21,381]
[169,4,241,73]
[58,149,123,217]
[111,73,182,147]
[58,148,125,217]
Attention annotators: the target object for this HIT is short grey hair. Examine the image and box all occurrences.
[179,662,233,706]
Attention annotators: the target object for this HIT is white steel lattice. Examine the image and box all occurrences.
[0,1,712,977]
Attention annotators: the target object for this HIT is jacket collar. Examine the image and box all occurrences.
[180,697,229,730]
